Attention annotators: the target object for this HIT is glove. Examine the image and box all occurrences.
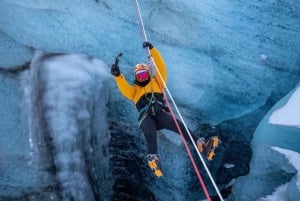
[111,64,120,77]
[143,41,153,49]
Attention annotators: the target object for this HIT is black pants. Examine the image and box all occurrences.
[140,111,198,154]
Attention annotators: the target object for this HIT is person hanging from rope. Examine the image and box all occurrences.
[111,41,219,177]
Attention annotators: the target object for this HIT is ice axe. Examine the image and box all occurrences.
[110,52,123,76]
[114,52,123,67]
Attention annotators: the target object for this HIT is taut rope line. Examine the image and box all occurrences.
[133,1,224,201]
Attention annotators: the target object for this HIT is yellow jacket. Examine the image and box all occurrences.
[114,47,167,107]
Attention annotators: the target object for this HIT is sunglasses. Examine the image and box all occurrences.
[136,70,149,82]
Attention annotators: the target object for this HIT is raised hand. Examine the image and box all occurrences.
[143,41,153,49]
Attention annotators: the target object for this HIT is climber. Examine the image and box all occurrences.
[111,41,218,177]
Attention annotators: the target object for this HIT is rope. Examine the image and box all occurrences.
[163,95,212,200]
[133,0,224,200]
[133,0,148,43]
[133,0,156,97]
[133,1,224,201]
[156,70,223,201]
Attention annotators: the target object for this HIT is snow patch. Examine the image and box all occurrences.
[271,147,300,190]
[269,86,300,128]
[224,164,235,169]
[260,147,300,201]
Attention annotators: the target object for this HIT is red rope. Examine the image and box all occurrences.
[163,94,212,201]
[133,0,212,200]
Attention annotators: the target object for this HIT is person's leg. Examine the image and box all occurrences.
[156,112,219,159]
[140,115,158,154]
[156,111,198,143]
[140,116,163,177]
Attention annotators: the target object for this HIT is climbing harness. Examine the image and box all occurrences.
[133,1,224,201]
[138,94,169,127]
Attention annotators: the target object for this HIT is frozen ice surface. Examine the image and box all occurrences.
[0,0,299,200]
[231,85,300,201]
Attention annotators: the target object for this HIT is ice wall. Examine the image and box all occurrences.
[0,51,112,200]
[231,85,300,201]
[1,0,299,124]
[0,71,56,199]
[0,0,300,200]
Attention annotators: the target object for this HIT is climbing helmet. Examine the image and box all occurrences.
[134,63,150,82]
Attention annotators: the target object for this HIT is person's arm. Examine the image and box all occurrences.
[114,74,135,101]
[111,63,135,101]
[151,47,167,87]
[143,42,167,88]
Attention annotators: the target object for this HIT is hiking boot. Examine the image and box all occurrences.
[206,136,220,161]
[197,137,206,153]
[197,136,220,161]
[147,154,163,177]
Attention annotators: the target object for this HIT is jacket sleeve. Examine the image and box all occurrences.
[150,47,167,88]
[114,74,135,101]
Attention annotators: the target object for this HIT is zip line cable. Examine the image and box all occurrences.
[133,1,224,201]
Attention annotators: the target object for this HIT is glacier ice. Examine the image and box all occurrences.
[231,85,300,201]
[269,87,300,128]
[0,0,300,200]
